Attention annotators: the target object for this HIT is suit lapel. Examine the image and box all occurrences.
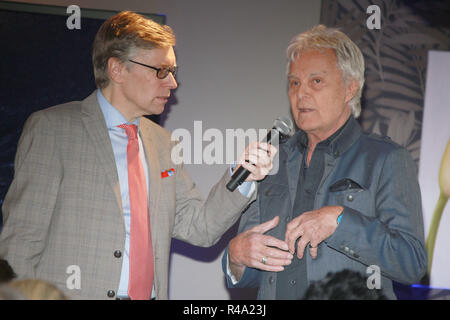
[139,118,161,246]
[81,92,124,214]
[282,142,302,213]
[319,153,337,191]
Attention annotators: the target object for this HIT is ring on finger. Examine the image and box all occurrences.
[308,243,317,249]
[261,256,267,265]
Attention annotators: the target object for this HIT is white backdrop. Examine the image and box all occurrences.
[419,50,450,289]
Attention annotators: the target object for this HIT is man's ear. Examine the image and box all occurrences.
[107,57,127,84]
[345,79,359,104]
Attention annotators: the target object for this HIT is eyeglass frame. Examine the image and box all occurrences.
[128,59,178,79]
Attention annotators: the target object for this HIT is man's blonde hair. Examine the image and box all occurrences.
[92,11,176,89]
[287,25,365,118]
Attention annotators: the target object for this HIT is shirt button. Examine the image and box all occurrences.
[347,194,354,201]
[114,250,122,258]
[344,246,350,252]
[107,290,115,298]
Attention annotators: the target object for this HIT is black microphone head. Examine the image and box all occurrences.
[273,116,294,137]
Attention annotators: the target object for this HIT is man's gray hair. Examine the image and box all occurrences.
[287,25,365,118]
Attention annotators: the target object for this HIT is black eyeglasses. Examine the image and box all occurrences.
[128,59,178,79]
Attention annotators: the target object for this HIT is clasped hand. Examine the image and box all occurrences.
[228,206,343,280]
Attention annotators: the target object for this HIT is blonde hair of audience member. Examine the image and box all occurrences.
[0,284,26,300]
[8,279,68,300]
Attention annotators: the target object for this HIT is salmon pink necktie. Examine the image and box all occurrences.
[118,124,153,300]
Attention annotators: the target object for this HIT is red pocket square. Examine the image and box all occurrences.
[161,168,175,178]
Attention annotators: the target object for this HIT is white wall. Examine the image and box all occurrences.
[6,0,322,299]
[419,50,450,289]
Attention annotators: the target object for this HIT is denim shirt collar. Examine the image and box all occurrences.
[285,115,362,158]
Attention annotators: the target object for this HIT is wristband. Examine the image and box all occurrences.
[337,214,343,224]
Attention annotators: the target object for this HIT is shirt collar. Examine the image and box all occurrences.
[96,89,140,130]
[286,115,361,158]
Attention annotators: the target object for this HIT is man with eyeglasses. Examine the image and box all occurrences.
[0,11,276,300]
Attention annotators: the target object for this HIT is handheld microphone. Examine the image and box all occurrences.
[226,116,294,192]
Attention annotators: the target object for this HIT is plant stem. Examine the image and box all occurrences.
[426,192,448,276]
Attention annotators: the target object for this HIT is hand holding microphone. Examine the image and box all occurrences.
[233,142,277,184]
[227,117,294,191]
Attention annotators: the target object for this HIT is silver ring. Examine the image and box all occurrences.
[261,256,267,265]
[308,243,317,249]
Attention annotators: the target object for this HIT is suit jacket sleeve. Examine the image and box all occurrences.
[0,111,62,278]
[325,147,427,284]
[171,158,257,247]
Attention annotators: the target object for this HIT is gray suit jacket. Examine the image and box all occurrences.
[223,117,427,299]
[0,91,254,299]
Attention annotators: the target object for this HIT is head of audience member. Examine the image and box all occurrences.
[0,258,16,284]
[7,279,68,300]
[286,25,365,141]
[0,284,26,300]
[92,11,178,121]
[303,269,388,300]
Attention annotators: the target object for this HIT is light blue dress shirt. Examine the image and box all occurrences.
[97,90,153,298]
[97,89,254,299]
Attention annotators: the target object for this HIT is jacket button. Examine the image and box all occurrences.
[114,250,122,258]
[347,195,354,201]
[107,290,115,298]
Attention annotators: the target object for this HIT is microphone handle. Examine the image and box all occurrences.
[226,164,251,192]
